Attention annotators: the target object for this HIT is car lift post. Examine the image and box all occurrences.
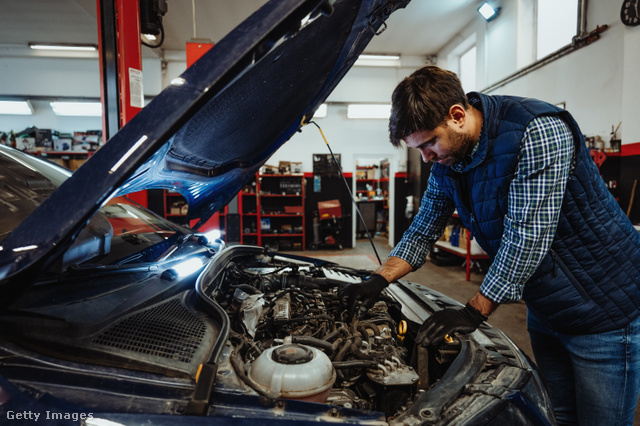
[96,0,146,205]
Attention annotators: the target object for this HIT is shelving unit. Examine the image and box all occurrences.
[591,148,621,202]
[152,173,304,251]
[355,165,376,198]
[239,176,259,246]
[355,164,389,237]
[163,191,189,225]
[27,150,93,171]
[258,174,305,251]
[433,214,488,281]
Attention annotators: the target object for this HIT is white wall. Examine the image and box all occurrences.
[438,0,640,147]
[0,53,420,173]
[0,57,162,134]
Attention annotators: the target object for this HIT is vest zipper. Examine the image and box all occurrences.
[453,175,481,239]
[549,249,591,302]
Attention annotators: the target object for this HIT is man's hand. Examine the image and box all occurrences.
[415,303,487,346]
[338,273,389,318]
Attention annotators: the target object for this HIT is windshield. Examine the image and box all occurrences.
[0,146,71,243]
[0,146,186,268]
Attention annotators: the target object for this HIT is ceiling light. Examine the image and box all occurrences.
[355,54,401,67]
[50,101,102,117]
[478,3,501,21]
[0,100,33,115]
[312,104,327,118]
[347,104,391,119]
[29,43,98,52]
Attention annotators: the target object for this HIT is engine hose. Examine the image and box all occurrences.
[291,336,334,354]
[350,337,374,360]
[335,337,354,362]
[229,342,270,397]
[323,329,340,342]
[357,325,369,342]
[234,284,262,295]
[330,338,344,360]
[274,314,333,324]
[360,322,381,336]
[333,360,379,369]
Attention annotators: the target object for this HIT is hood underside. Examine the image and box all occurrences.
[0,0,409,285]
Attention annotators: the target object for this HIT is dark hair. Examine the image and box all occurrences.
[389,66,468,146]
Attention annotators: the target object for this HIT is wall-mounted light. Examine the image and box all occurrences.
[355,54,401,67]
[478,2,501,22]
[50,101,102,117]
[347,104,391,119]
[0,100,34,115]
[29,43,97,52]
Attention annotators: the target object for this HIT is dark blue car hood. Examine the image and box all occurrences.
[0,0,409,286]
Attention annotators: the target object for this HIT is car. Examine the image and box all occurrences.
[0,0,556,424]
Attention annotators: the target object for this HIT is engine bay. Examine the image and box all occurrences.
[0,245,549,424]
[199,247,460,419]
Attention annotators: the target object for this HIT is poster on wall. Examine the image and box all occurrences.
[313,153,341,177]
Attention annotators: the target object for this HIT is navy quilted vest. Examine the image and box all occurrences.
[432,93,640,334]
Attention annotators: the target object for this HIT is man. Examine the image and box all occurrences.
[339,66,640,425]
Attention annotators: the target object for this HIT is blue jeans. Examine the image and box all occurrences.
[527,310,640,426]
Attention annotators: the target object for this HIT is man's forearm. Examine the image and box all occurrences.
[374,256,414,283]
[468,292,499,317]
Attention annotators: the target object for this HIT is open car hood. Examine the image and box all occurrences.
[0,0,410,285]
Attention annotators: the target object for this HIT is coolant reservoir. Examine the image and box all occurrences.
[248,343,336,402]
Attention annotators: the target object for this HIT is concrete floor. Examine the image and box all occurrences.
[296,236,640,425]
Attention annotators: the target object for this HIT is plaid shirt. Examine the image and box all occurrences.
[390,115,575,303]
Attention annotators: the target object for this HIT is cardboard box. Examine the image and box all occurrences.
[54,138,72,151]
[284,205,304,214]
[278,161,291,174]
[15,137,35,151]
[49,158,69,168]
[68,159,86,171]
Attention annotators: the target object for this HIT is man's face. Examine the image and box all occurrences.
[404,122,474,167]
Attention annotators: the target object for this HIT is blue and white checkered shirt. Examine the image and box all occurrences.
[390,115,575,303]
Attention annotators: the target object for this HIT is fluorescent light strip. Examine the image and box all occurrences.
[355,54,401,67]
[50,101,102,117]
[360,54,400,61]
[0,100,33,115]
[29,43,97,52]
[347,104,391,119]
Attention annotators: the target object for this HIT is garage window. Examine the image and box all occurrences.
[536,0,579,59]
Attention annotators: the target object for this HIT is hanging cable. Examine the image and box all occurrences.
[307,120,382,265]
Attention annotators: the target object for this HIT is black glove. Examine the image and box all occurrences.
[338,273,389,318]
[415,303,487,346]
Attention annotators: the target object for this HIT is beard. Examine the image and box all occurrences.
[433,126,474,166]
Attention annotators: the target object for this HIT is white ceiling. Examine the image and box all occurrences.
[0,0,480,59]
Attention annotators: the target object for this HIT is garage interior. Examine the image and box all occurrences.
[1,0,640,423]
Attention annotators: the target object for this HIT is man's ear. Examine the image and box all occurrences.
[448,104,466,127]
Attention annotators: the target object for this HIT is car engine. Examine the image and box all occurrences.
[205,248,430,418]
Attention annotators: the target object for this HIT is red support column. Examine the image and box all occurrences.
[115,0,144,127]
[97,0,146,206]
